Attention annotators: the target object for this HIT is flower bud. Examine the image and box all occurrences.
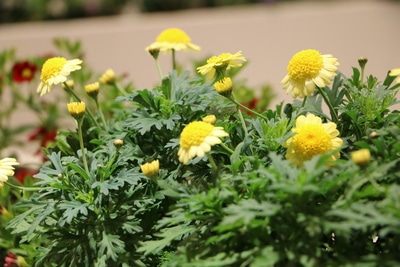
[99,69,116,85]
[213,77,233,95]
[358,57,368,69]
[84,82,100,97]
[351,148,371,166]
[202,115,217,124]
[67,101,86,119]
[113,139,124,148]
[140,160,159,180]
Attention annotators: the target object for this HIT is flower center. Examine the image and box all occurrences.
[287,49,323,81]
[21,68,32,78]
[291,124,332,160]
[156,28,191,44]
[180,121,214,149]
[40,57,67,82]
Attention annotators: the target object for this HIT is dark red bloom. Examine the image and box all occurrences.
[3,251,28,267]
[28,126,57,161]
[14,167,38,184]
[12,61,37,83]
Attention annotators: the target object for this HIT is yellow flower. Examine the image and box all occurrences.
[202,115,217,124]
[351,149,371,166]
[140,160,160,179]
[283,113,342,167]
[0,158,19,188]
[213,77,233,95]
[146,28,200,53]
[178,121,228,164]
[281,49,339,98]
[37,57,82,96]
[85,82,100,96]
[389,67,400,83]
[99,69,116,85]
[197,51,246,79]
[67,102,86,117]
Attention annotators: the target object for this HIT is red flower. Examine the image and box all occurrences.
[28,126,57,161]
[3,251,28,267]
[14,167,38,184]
[12,61,37,83]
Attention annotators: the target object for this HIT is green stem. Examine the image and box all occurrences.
[206,152,218,174]
[317,86,339,124]
[112,82,128,96]
[155,58,164,81]
[5,181,41,191]
[237,108,249,136]
[77,118,89,174]
[172,49,176,70]
[301,96,307,108]
[230,97,269,120]
[220,142,234,155]
[94,98,108,131]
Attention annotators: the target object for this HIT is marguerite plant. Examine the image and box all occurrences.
[2,27,400,267]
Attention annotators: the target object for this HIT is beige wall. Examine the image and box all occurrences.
[1,0,399,106]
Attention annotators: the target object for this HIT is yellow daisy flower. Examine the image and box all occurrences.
[178,121,229,164]
[0,158,19,188]
[37,57,82,96]
[389,67,400,83]
[281,49,339,98]
[146,28,200,53]
[197,51,246,79]
[140,160,160,179]
[283,113,342,167]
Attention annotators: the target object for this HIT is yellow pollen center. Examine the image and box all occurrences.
[180,122,214,149]
[291,124,332,160]
[21,68,32,78]
[41,57,67,81]
[156,28,191,43]
[287,49,323,81]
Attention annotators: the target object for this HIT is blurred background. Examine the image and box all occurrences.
[0,0,399,105]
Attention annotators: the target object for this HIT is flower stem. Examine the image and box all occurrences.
[5,181,41,191]
[301,96,307,108]
[220,142,234,155]
[155,58,164,81]
[229,97,269,121]
[206,152,218,174]
[317,86,339,124]
[172,49,176,70]
[94,98,108,131]
[77,118,89,174]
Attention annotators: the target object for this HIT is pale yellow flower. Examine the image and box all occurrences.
[389,68,400,83]
[351,149,371,166]
[37,57,82,96]
[178,121,228,164]
[213,77,233,94]
[140,160,160,179]
[282,113,342,167]
[67,102,86,117]
[281,49,339,98]
[146,28,200,53]
[0,158,19,188]
[197,51,246,79]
